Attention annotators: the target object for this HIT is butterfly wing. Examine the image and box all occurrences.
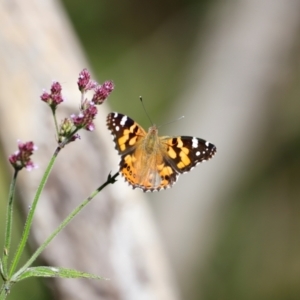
[106,112,146,155]
[162,136,217,174]
[107,112,217,192]
[107,112,154,190]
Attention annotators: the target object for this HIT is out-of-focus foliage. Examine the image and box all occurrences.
[61,0,210,121]
[197,56,300,300]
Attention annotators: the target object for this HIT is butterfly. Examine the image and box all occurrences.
[107,112,216,192]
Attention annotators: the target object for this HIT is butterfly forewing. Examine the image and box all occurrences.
[162,136,216,174]
[107,113,146,154]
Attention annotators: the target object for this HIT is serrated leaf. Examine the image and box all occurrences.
[15,266,108,281]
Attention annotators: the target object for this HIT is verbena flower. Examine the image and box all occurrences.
[40,81,64,109]
[71,100,98,131]
[77,68,97,92]
[92,81,114,105]
[8,141,38,171]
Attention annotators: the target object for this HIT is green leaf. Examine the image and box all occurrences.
[14,266,108,281]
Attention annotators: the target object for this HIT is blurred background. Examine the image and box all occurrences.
[1,0,300,299]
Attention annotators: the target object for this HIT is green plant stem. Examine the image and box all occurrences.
[0,260,4,281]
[0,282,11,300]
[0,288,6,300]
[8,129,80,278]
[8,148,61,278]
[51,108,59,138]
[1,171,18,279]
[12,172,119,281]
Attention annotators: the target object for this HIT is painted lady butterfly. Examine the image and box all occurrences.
[107,112,216,192]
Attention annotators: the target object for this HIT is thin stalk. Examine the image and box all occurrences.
[0,289,6,300]
[8,129,80,277]
[1,170,18,278]
[51,107,59,138]
[0,260,4,281]
[12,172,119,281]
[8,148,61,277]
[0,282,11,300]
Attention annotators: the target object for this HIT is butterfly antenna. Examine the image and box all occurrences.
[139,96,153,125]
[158,115,185,129]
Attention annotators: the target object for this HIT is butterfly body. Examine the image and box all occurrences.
[107,112,216,192]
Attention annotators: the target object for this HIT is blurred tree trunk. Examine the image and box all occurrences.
[0,1,179,299]
[154,0,300,298]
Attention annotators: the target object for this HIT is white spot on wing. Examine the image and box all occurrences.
[205,141,210,147]
[120,115,127,126]
[116,126,120,131]
[192,137,198,148]
[196,151,201,156]
[114,112,118,118]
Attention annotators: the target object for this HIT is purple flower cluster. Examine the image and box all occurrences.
[9,141,38,171]
[92,81,114,105]
[72,69,114,130]
[40,81,63,109]
[9,69,114,170]
[71,100,98,131]
[77,68,97,92]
